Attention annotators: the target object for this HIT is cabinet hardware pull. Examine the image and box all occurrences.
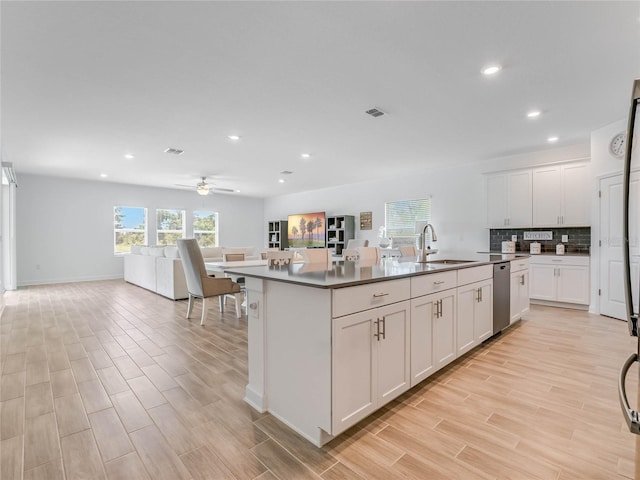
[433,281,445,285]
[480,288,483,302]
[552,259,562,262]
[372,292,389,298]
[439,299,443,317]
[380,317,386,340]
[520,274,525,285]
[373,319,380,341]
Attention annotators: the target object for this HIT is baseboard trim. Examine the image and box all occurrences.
[530,299,589,311]
[18,274,124,287]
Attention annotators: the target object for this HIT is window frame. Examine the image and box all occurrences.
[192,210,219,247]
[113,206,148,255]
[156,208,186,246]
[384,197,432,238]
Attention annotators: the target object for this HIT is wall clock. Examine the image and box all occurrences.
[610,132,626,158]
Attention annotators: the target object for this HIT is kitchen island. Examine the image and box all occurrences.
[222,253,529,446]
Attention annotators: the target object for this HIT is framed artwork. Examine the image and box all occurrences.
[360,211,372,230]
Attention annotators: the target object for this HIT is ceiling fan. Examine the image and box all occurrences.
[175,177,235,195]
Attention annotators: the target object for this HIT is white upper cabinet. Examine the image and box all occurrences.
[532,161,590,227]
[487,170,532,228]
[487,161,590,229]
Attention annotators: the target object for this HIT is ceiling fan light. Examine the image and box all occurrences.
[197,184,210,195]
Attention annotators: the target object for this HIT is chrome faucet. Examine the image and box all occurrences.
[420,223,438,263]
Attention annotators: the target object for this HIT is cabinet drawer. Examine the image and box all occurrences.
[528,255,589,266]
[510,258,530,272]
[457,265,493,286]
[411,271,457,298]
[332,279,410,318]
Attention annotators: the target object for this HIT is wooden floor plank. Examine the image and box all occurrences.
[2,280,636,480]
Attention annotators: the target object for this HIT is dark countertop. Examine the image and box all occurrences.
[223,252,531,289]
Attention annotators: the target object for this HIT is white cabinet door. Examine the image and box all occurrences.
[377,302,411,406]
[561,162,590,226]
[529,264,556,301]
[487,174,508,228]
[532,166,562,226]
[434,290,457,370]
[332,310,377,434]
[475,282,493,343]
[410,295,436,386]
[510,270,530,323]
[556,266,590,304]
[532,161,590,227]
[456,285,477,356]
[457,280,493,357]
[332,301,410,434]
[507,170,533,227]
[487,170,532,228]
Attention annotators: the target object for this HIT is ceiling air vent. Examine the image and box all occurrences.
[280,170,294,175]
[164,147,184,155]
[365,107,385,118]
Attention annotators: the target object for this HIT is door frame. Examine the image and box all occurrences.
[597,169,639,318]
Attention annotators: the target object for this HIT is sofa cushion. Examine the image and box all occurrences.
[164,246,180,258]
[140,246,150,255]
[201,247,223,259]
[149,246,166,257]
[130,245,145,255]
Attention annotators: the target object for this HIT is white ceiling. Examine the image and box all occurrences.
[2,1,639,198]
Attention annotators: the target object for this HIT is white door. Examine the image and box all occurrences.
[377,302,410,406]
[475,282,493,342]
[529,264,557,301]
[456,285,477,356]
[556,266,590,304]
[487,174,508,227]
[410,295,436,386]
[562,162,590,226]
[508,171,533,227]
[600,173,640,319]
[434,291,457,370]
[332,310,377,434]
[532,166,562,226]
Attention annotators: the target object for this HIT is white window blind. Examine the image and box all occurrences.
[385,198,431,237]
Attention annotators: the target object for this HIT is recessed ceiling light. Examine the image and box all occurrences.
[100,173,108,178]
[228,135,241,141]
[527,110,541,118]
[481,65,502,76]
[124,154,135,159]
[278,179,285,184]
[547,136,559,143]
[301,153,311,159]
[235,189,241,193]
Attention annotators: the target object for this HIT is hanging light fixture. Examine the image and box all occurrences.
[196,177,210,196]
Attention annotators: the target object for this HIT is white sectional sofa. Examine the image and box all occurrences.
[124,245,256,300]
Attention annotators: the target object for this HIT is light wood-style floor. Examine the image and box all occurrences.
[1,279,637,479]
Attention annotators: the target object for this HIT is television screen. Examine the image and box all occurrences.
[287,212,326,248]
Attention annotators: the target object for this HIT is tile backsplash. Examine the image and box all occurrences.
[489,227,591,254]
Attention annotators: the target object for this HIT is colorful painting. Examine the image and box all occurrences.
[287,212,326,248]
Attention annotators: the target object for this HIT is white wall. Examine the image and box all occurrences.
[264,143,591,257]
[589,118,639,313]
[16,174,264,286]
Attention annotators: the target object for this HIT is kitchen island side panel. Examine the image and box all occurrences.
[265,280,333,444]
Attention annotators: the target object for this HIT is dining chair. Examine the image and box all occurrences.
[177,239,242,325]
[221,252,246,315]
[342,249,359,261]
[356,246,381,262]
[300,248,331,263]
[346,239,369,249]
[399,245,418,257]
[267,250,294,266]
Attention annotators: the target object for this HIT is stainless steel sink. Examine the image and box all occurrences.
[424,259,475,265]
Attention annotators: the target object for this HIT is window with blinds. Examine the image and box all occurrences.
[384,197,432,237]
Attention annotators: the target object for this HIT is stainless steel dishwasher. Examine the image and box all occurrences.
[493,261,511,334]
